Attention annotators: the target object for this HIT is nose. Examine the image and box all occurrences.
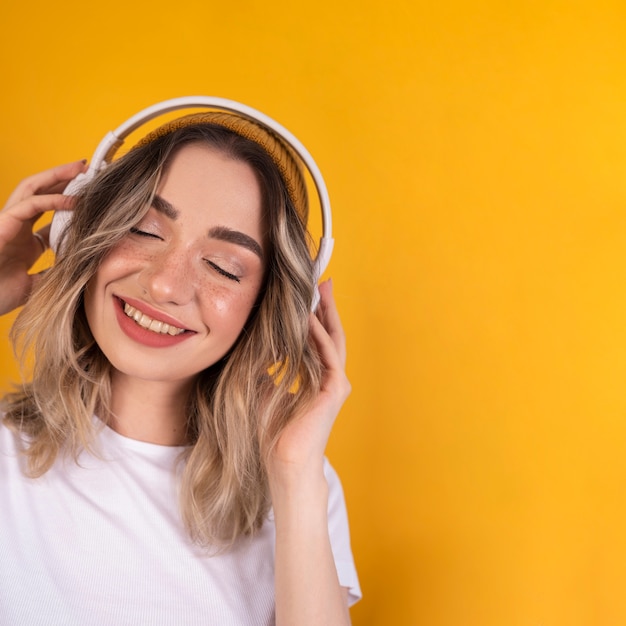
[137,245,195,306]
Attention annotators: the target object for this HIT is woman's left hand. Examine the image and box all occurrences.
[267,278,351,484]
[269,278,353,625]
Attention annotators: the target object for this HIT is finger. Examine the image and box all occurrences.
[0,195,75,251]
[3,193,75,224]
[42,179,78,196]
[315,279,347,368]
[8,160,87,204]
[3,160,87,208]
[308,313,351,406]
[309,312,344,375]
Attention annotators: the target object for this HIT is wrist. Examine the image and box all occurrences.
[267,456,326,496]
[268,464,329,526]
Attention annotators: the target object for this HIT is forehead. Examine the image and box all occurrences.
[157,143,265,235]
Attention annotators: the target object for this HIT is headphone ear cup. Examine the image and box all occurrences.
[310,236,334,312]
[49,170,93,253]
[311,284,321,312]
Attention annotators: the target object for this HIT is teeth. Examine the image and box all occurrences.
[149,319,163,333]
[123,303,186,336]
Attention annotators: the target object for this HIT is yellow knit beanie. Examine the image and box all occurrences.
[135,111,309,221]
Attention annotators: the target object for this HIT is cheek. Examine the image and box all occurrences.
[89,244,134,287]
[83,246,136,320]
[199,280,263,327]
[105,240,148,270]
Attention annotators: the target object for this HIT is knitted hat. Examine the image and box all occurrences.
[135,111,309,221]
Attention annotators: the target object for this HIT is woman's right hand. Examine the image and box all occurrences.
[0,160,86,316]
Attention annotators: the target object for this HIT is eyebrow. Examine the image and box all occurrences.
[151,195,264,260]
[208,226,264,259]
[152,195,179,220]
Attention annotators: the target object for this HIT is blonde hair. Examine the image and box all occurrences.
[2,124,322,548]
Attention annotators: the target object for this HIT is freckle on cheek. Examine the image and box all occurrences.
[209,292,229,315]
[200,284,235,315]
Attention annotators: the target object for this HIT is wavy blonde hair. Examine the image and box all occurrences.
[2,124,322,548]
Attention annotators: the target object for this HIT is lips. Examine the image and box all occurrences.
[123,302,186,336]
[113,297,195,348]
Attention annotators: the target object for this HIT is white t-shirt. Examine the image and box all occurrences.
[0,419,360,625]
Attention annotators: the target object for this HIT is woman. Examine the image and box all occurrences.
[0,107,360,625]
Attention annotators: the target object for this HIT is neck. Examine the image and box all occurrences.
[106,372,194,446]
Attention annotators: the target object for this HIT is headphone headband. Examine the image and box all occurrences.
[49,97,334,307]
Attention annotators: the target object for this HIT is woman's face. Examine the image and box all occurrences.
[84,142,267,387]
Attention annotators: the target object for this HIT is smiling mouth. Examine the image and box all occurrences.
[123,302,187,336]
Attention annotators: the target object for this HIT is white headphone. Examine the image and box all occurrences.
[50,96,334,309]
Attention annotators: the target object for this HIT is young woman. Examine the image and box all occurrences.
[0,106,360,625]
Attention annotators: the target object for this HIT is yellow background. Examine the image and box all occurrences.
[2,1,626,624]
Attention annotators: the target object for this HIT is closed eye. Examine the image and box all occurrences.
[206,260,241,283]
[130,227,162,240]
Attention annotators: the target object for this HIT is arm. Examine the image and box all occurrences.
[268,279,353,626]
[0,160,85,315]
